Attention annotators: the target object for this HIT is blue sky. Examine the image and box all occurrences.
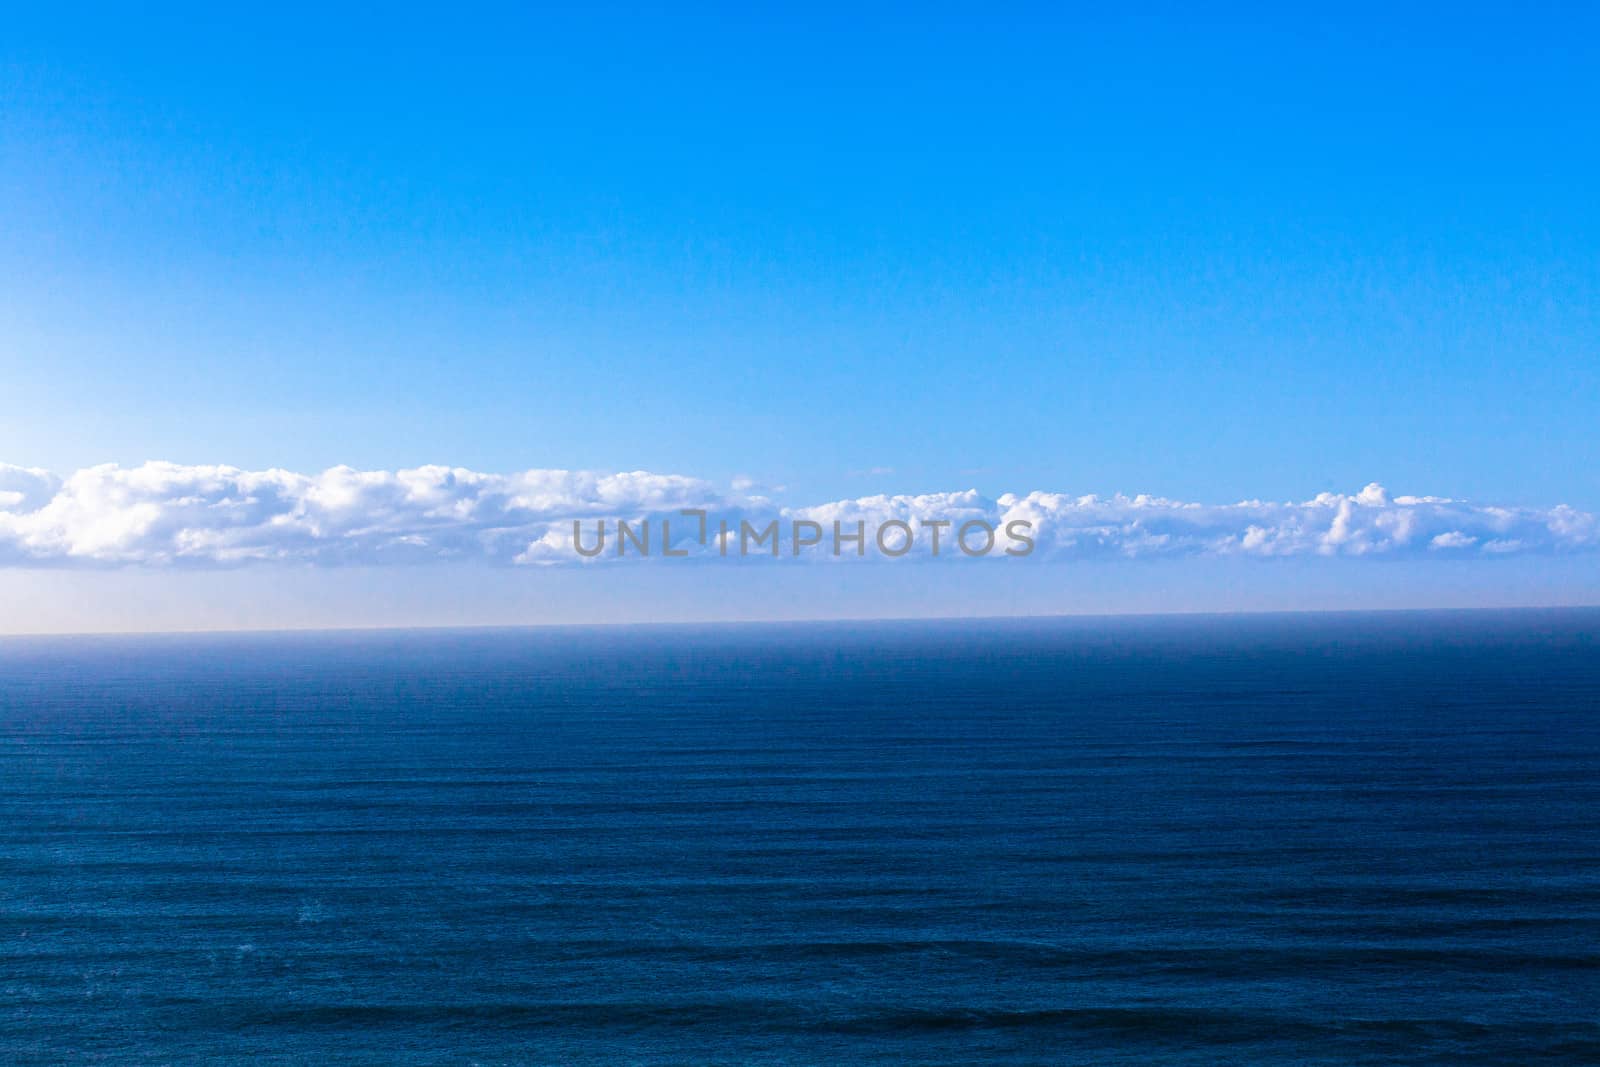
[2,5,1597,628]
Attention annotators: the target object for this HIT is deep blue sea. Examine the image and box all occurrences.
[1,610,1597,1064]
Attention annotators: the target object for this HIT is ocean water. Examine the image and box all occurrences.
[1,610,1597,1065]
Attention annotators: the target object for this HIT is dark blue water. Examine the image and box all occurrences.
[2,610,1598,1064]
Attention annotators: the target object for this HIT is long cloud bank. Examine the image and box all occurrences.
[1,462,1595,567]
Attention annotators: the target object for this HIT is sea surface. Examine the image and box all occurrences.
[1,610,1597,1065]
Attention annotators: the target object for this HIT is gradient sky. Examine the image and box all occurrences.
[2,5,1597,630]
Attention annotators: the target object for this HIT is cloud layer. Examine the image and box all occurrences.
[1,462,1595,567]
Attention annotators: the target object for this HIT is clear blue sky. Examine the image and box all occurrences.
[5,4,1596,506]
[2,6,1598,629]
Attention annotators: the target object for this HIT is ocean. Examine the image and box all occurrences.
[1,610,1597,1064]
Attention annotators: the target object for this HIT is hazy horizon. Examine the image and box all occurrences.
[5,594,1599,640]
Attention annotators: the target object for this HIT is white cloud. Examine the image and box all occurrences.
[1429,531,1478,550]
[0,465,1594,567]
[0,462,721,567]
